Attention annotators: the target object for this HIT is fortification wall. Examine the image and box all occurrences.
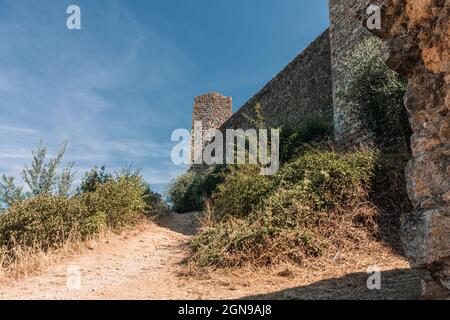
[220,30,333,131]
[217,1,374,149]
[193,1,394,149]
[329,0,373,149]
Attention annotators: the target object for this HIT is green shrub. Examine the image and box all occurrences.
[190,215,322,267]
[276,150,375,212]
[81,170,149,230]
[143,186,168,218]
[78,166,112,193]
[342,37,411,150]
[280,113,333,163]
[0,140,75,208]
[166,166,225,213]
[211,165,277,219]
[189,149,377,268]
[369,153,414,252]
[0,166,156,267]
[0,195,89,249]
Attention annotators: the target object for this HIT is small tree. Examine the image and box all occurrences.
[342,37,411,151]
[0,176,25,208]
[79,166,112,193]
[22,140,74,196]
[0,140,75,208]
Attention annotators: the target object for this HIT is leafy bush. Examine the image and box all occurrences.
[0,195,89,249]
[143,186,168,218]
[0,168,151,252]
[0,144,163,270]
[81,170,148,230]
[211,165,277,219]
[342,37,411,150]
[78,166,112,193]
[280,113,333,163]
[189,149,377,267]
[369,153,414,252]
[190,211,322,268]
[166,166,225,213]
[166,171,197,213]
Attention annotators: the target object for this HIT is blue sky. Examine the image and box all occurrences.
[0,0,329,194]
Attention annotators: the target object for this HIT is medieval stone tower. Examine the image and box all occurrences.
[191,93,232,164]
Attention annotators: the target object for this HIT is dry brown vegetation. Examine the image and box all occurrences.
[0,213,421,300]
[187,149,410,269]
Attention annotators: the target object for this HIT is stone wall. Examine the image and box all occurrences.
[220,30,333,131]
[217,0,381,149]
[368,0,449,298]
[191,93,232,164]
[329,0,374,149]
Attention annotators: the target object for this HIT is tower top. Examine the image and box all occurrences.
[191,92,232,165]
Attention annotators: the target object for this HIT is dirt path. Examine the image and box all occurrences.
[0,213,423,300]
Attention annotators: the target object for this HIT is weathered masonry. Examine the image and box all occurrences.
[368,0,449,298]
[191,93,232,164]
[220,30,333,132]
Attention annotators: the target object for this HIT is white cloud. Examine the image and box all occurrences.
[0,125,37,135]
[0,0,192,189]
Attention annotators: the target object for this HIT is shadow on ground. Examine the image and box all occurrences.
[243,268,424,300]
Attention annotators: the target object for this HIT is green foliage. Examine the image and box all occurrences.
[0,195,89,249]
[280,113,333,163]
[0,167,153,254]
[22,140,75,197]
[0,141,163,267]
[78,166,112,193]
[342,37,411,150]
[242,102,266,129]
[189,149,377,267]
[0,140,75,208]
[81,169,148,230]
[0,176,25,209]
[211,165,277,219]
[166,166,225,213]
[275,150,375,212]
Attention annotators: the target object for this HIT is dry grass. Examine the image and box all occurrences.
[180,238,415,299]
[187,150,412,271]
[0,236,83,281]
[0,219,153,282]
[181,181,416,299]
[188,197,385,269]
